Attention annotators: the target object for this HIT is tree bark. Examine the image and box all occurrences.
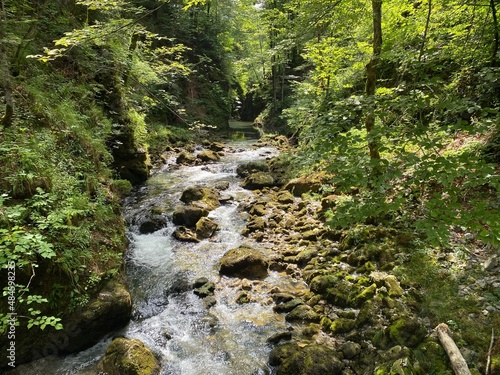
[435,323,472,375]
[491,0,499,66]
[364,0,382,162]
[0,0,13,127]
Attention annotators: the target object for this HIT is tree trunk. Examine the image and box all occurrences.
[435,323,472,375]
[491,0,499,66]
[0,0,13,127]
[418,0,432,62]
[364,0,382,162]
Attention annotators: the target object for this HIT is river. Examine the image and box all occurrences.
[11,132,305,375]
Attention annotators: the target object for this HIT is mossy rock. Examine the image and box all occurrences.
[284,174,324,197]
[172,204,210,227]
[328,318,357,334]
[490,338,500,375]
[339,225,395,251]
[195,217,219,238]
[242,172,276,190]
[197,150,220,162]
[219,246,269,279]
[236,161,269,177]
[269,343,344,375]
[176,151,196,165]
[285,305,321,323]
[180,186,220,210]
[97,337,160,375]
[349,283,377,307]
[389,318,428,348]
[309,272,347,294]
[173,226,200,242]
[414,338,452,374]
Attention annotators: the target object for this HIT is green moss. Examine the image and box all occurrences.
[329,318,357,334]
[389,318,427,348]
[349,283,377,307]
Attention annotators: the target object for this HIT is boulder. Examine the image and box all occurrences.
[139,217,167,234]
[173,226,199,242]
[180,186,220,210]
[242,172,275,190]
[197,150,220,162]
[63,281,132,352]
[219,246,269,279]
[176,151,196,165]
[97,337,160,375]
[236,161,269,178]
[195,217,219,239]
[284,174,325,196]
[172,204,210,227]
[209,142,226,152]
[285,305,321,323]
[269,343,344,375]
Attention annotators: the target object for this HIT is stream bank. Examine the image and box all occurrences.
[7,125,500,375]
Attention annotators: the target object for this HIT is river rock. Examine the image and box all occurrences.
[242,172,275,190]
[284,175,324,196]
[173,226,199,242]
[273,298,304,313]
[176,151,196,165]
[209,142,226,152]
[269,343,344,375]
[193,281,216,298]
[195,217,219,239]
[236,161,270,177]
[197,150,220,162]
[64,280,132,352]
[139,217,167,234]
[266,331,293,344]
[97,337,160,375]
[219,246,269,279]
[180,186,220,209]
[285,305,321,323]
[172,204,210,227]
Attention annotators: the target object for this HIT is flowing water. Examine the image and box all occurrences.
[11,136,307,375]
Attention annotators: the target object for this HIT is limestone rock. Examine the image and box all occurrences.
[284,175,323,197]
[219,246,269,279]
[269,343,344,375]
[176,151,196,165]
[197,150,220,162]
[195,217,219,239]
[242,172,275,190]
[173,226,199,242]
[64,280,132,352]
[180,186,220,210]
[236,161,269,177]
[285,305,321,323]
[172,204,210,227]
[97,337,160,375]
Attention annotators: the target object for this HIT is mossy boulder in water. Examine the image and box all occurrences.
[236,161,269,177]
[219,246,268,279]
[242,172,275,190]
[63,280,132,352]
[176,151,196,165]
[195,217,219,238]
[269,343,344,375]
[285,305,321,323]
[180,186,220,210]
[197,150,220,162]
[97,337,160,375]
[172,204,210,227]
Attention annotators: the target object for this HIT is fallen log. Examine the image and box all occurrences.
[435,323,471,375]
